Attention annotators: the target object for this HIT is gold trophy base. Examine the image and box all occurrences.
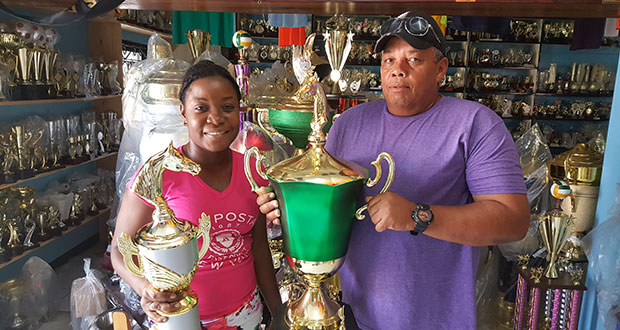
[285,277,344,330]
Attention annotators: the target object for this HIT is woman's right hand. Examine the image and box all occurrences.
[256,187,281,225]
[140,282,186,323]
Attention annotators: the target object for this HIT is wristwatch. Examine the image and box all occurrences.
[410,203,434,236]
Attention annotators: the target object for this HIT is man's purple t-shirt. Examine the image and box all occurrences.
[324,96,526,330]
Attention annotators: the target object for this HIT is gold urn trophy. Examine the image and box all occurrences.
[539,181,573,279]
[117,143,211,330]
[244,82,395,329]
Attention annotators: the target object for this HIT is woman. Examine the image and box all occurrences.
[111,60,281,329]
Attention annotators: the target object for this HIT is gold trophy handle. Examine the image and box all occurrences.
[244,146,269,193]
[197,213,211,260]
[256,108,287,141]
[117,232,144,278]
[355,152,396,220]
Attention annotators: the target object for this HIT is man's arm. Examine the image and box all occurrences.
[366,192,529,246]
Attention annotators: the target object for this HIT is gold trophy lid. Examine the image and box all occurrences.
[135,210,197,250]
[565,143,603,168]
[265,83,368,186]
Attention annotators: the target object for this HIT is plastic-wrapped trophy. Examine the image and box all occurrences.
[539,181,573,279]
[232,30,252,110]
[256,34,334,154]
[244,82,395,329]
[117,142,211,330]
[323,15,354,94]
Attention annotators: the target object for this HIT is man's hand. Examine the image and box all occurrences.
[256,186,281,225]
[140,283,186,323]
[366,192,416,233]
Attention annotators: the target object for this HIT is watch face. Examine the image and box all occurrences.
[417,209,432,222]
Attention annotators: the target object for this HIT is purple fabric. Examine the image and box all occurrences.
[325,96,526,330]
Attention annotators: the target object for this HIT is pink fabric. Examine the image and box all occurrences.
[128,147,269,320]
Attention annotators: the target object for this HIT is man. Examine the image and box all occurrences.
[259,11,529,330]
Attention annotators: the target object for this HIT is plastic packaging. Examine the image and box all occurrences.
[19,256,59,327]
[582,183,620,330]
[116,33,191,218]
[70,258,108,330]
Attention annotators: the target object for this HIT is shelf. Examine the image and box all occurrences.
[120,22,172,42]
[471,40,540,45]
[535,93,613,97]
[0,208,110,281]
[502,116,609,122]
[466,91,534,96]
[0,152,118,190]
[468,65,537,70]
[0,94,121,107]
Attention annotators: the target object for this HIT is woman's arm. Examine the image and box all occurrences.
[111,189,184,323]
[251,212,282,314]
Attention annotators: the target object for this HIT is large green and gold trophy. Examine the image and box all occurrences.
[117,143,211,330]
[245,82,395,329]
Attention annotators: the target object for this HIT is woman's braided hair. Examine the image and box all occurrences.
[178,60,241,104]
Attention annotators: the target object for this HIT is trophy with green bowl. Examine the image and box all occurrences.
[244,82,395,329]
[255,34,334,155]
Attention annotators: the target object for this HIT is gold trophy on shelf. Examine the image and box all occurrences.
[186,29,211,61]
[118,142,211,330]
[323,14,354,94]
[245,82,395,329]
[539,181,573,279]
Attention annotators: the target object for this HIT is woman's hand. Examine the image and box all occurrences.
[139,283,186,323]
[256,187,281,225]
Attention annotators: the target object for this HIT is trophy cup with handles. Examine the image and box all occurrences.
[118,142,211,330]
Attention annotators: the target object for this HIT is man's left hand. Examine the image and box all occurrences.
[365,192,416,233]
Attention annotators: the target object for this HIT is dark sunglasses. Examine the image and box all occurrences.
[380,16,443,49]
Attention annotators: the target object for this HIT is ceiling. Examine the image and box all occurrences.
[5,0,620,18]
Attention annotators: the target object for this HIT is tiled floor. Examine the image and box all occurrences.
[38,241,107,330]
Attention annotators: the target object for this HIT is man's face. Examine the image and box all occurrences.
[380,37,447,116]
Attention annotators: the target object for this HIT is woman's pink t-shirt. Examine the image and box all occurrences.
[129,147,269,320]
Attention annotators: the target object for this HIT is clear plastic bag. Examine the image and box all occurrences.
[515,124,552,178]
[582,183,620,330]
[19,256,59,328]
[70,258,108,330]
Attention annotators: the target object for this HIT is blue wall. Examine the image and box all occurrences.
[579,51,620,330]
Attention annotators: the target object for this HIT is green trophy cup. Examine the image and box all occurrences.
[244,82,395,329]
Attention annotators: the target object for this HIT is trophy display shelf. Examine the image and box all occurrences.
[513,266,587,330]
[0,94,121,107]
[0,207,110,282]
[0,152,117,191]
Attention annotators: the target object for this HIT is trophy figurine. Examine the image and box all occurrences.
[539,181,573,279]
[245,83,395,329]
[232,30,252,110]
[117,142,211,330]
[323,15,354,94]
[186,29,211,62]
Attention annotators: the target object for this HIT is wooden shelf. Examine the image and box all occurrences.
[0,94,121,107]
[0,152,118,191]
[0,208,110,281]
[121,22,172,43]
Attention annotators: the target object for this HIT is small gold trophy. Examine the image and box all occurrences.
[118,142,211,330]
[539,181,573,279]
[186,29,211,61]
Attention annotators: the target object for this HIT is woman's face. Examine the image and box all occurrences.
[180,76,240,153]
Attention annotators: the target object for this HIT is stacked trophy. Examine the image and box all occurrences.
[323,15,354,94]
[244,76,395,328]
[118,143,211,330]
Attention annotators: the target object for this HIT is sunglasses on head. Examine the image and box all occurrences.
[380,16,443,50]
